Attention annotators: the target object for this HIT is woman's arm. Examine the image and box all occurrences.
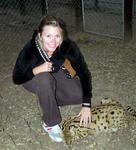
[66,40,92,105]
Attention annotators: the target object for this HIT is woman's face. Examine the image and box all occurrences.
[39,25,63,56]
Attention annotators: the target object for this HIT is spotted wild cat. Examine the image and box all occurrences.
[62,98,136,146]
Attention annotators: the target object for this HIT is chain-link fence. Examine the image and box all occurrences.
[0,0,135,46]
[0,0,44,44]
[0,0,83,45]
[82,0,124,38]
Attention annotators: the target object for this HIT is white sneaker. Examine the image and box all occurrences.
[42,122,64,142]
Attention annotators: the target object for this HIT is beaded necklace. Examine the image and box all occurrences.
[35,36,50,62]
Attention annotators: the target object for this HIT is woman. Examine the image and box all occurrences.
[13,15,92,142]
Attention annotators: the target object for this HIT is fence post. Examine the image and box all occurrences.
[94,0,99,9]
[41,0,48,15]
[73,0,83,31]
[124,0,133,41]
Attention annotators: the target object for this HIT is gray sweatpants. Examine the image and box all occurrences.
[23,69,82,126]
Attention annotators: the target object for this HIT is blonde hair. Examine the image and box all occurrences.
[38,15,68,38]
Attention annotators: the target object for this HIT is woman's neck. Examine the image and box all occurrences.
[46,51,54,57]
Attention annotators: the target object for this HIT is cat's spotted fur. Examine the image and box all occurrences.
[62,98,136,145]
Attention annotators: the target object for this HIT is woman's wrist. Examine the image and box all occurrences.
[32,64,45,75]
[32,67,39,75]
[82,103,91,108]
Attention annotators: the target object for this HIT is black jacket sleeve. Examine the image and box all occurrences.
[12,42,37,84]
[60,39,92,104]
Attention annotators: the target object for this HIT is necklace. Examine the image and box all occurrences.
[35,36,50,62]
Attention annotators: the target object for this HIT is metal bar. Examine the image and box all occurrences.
[45,0,49,14]
[85,30,123,40]
[81,0,85,32]
[73,0,83,31]
[122,0,125,39]
[133,0,136,17]
[41,0,48,15]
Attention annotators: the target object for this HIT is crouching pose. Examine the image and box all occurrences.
[12,15,92,142]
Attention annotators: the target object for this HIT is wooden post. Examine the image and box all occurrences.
[124,0,133,41]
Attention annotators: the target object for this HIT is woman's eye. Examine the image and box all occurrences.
[56,35,61,38]
[46,35,51,37]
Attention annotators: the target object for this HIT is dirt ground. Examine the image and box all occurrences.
[0,22,136,150]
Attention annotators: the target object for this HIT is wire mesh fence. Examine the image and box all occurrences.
[0,0,83,46]
[0,0,42,45]
[82,0,124,38]
[0,0,135,47]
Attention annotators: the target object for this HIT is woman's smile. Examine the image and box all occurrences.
[39,25,63,56]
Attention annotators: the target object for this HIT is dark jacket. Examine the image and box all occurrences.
[12,32,92,104]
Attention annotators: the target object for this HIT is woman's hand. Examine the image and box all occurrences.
[77,107,91,127]
[33,62,53,75]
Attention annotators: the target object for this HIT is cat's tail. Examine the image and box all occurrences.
[126,106,136,120]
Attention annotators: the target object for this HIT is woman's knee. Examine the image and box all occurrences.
[34,72,55,87]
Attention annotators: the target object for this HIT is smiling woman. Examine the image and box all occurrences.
[38,25,63,57]
[12,15,92,143]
